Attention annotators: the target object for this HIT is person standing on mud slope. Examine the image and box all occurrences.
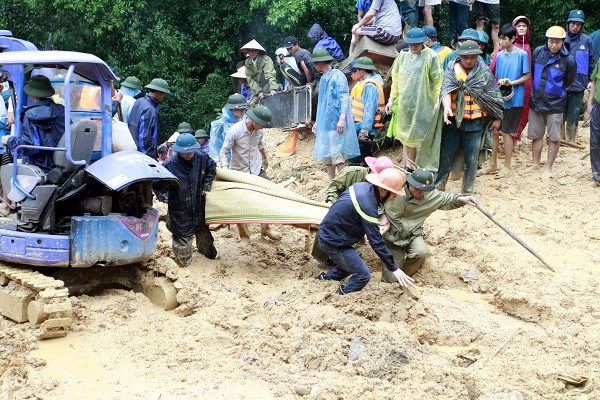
[380,168,479,282]
[128,77,171,159]
[153,133,217,267]
[218,105,281,242]
[240,40,278,106]
[316,168,414,294]
[311,49,360,181]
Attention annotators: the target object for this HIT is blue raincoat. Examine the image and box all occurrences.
[120,86,141,123]
[208,107,243,164]
[314,68,360,162]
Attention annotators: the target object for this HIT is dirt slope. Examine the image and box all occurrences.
[1,126,599,400]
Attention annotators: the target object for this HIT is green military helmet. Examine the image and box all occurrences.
[225,93,248,110]
[24,75,55,98]
[194,129,209,139]
[407,168,436,192]
[145,78,171,94]
[349,56,376,71]
[457,40,482,56]
[177,122,193,133]
[120,76,142,90]
[311,48,333,63]
[172,133,200,154]
[246,105,273,128]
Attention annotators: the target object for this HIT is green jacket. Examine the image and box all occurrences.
[383,184,464,247]
[244,54,278,96]
[325,166,369,204]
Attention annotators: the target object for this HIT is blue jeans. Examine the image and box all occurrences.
[435,120,482,193]
[319,237,371,294]
[591,103,600,182]
[449,2,469,43]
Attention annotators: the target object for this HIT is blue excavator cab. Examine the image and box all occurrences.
[0,34,179,338]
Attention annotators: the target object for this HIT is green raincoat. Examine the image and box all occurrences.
[386,47,442,147]
[245,54,278,100]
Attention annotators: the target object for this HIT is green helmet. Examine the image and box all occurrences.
[120,76,142,90]
[346,56,376,72]
[457,40,482,56]
[177,122,193,133]
[24,75,55,98]
[173,133,200,154]
[225,93,248,110]
[311,48,333,63]
[246,105,273,128]
[407,168,436,192]
[145,78,171,94]
[194,129,209,139]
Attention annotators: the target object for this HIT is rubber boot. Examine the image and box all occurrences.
[260,224,281,241]
[565,123,577,143]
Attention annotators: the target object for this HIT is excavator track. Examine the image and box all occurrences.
[0,264,72,340]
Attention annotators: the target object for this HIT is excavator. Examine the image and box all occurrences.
[0,31,179,339]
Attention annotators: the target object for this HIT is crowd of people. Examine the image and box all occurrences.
[133,4,597,294]
[4,3,586,295]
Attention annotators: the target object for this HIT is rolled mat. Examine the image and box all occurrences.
[205,168,330,225]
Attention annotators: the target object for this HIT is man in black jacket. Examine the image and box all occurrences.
[154,133,217,267]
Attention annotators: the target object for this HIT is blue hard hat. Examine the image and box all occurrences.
[477,30,489,44]
[458,28,480,41]
[423,25,437,39]
[567,9,585,23]
[404,28,428,44]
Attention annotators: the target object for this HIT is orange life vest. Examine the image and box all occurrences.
[450,63,487,120]
[351,78,385,129]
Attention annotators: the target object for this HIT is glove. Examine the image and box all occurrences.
[392,269,414,288]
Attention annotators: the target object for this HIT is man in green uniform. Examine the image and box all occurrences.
[240,40,278,106]
[381,168,479,282]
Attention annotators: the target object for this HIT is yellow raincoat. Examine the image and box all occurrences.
[387,47,442,147]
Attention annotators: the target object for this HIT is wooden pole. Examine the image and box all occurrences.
[475,205,555,272]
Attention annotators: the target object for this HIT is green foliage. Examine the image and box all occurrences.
[2,0,598,144]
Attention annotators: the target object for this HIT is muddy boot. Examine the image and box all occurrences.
[403,257,426,277]
[172,236,193,268]
[565,123,577,143]
[237,223,251,244]
[260,224,281,241]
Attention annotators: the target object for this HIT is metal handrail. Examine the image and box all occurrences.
[10,64,87,201]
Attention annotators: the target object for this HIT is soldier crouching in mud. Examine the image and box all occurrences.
[381,168,479,282]
[153,133,218,267]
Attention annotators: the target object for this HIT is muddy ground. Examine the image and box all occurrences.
[1,125,599,400]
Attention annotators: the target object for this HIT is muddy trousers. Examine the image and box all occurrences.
[565,91,585,142]
[591,103,600,183]
[319,238,371,294]
[172,226,217,267]
[381,236,430,283]
[435,123,482,194]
